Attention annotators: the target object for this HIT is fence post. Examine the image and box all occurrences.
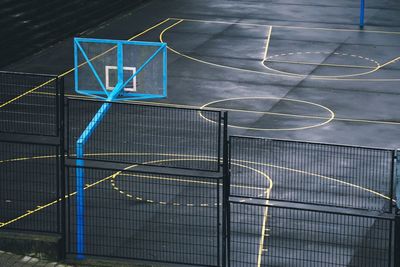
[395,214,400,267]
[58,77,66,260]
[360,0,365,29]
[222,112,230,267]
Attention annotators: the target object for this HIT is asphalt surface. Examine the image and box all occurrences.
[1,0,400,266]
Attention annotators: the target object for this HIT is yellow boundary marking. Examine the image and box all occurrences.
[111,159,271,206]
[258,189,271,267]
[0,152,394,264]
[32,91,400,126]
[0,18,172,109]
[161,18,400,81]
[261,50,382,79]
[199,97,335,131]
[0,152,393,228]
[263,26,273,60]
[266,59,377,69]
[0,79,56,108]
[116,173,265,191]
[169,17,400,35]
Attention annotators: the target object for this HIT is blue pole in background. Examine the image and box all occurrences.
[396,150,400,210]
[360,0,365,29]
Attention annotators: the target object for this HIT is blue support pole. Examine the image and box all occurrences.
[74,40,167,259]
[360,0,365,29]
[163,46,167,97]
[396,150,400,209]
[75,44,125,260]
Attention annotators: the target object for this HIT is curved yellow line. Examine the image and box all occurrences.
[160,20,400,82]
[233,159,393,201]
[110,158,272,205]
[31,91,400,126]
[261,58,381,79]
[0,152,393,230]
[169,17,400,35]
[199,96,335,131]
[0,18,172,109]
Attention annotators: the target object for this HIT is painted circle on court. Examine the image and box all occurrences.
[200,97,335,131]
[262,51,380,78]
[109,158,272,206]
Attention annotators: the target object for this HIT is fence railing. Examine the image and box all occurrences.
[0,71,398,267]
[0,71,62,137]
[229,136,395,212]
[67,98,223,172]
[229,200,394,267]
[66,164,223,266]
[0,72,64,236]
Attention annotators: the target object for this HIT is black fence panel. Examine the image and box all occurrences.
[0,141,61,233]
[0,71,64,237]
[67,98,222,172]
[229,136,394,212]
[66,165,221,266]
[229,201,393,267]
[0,71,61,136]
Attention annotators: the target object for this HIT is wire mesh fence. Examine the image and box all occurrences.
[67,98,222,171]
[229,136,394,212]
[0,141,61,233]
[229,200,393,267]
[0,71,64,235]
[66,165,222,266]
[0,71,61,136]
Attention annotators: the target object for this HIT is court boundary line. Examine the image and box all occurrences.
[0,18,172,109]
[169,17,400,35]
[31,91,400,127]
[0,152,393,227]
[161,18,400,81]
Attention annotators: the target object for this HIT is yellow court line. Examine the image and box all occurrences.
[378,55,400,69]
[258,189,271,267]
[233,159,393,201]
[162,19,400,81]
[218,107,400,126]
[169,17,400,35]
[265,59,377,69]
[0,18,172,109]
[118,173,266,191]
[0,152,393,229]
[199,96,336,131]
[32,91,400,126]
[56,18,172,78]
[263,26,273,60]
[0,78,56,108]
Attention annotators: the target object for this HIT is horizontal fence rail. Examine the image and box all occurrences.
[66,165,221,266]
[229,136,394,212]
[67,98,222,172]
[0,138,61,233]
[229,201,393,267]
[0,71,64,236]
[0,71,61,136]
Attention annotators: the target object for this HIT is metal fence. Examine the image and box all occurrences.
[228,136,396,267]
[229,200,393,267]
[0,71,398,267]
[229,136,394,212]
[0,71,62,136]
[65,98,227,265]
[0,72,64,235]
[67,98,222,172]
[66,164,222,266]
[0,140,61,233]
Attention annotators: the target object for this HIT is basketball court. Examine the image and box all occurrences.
[1,0,400,266]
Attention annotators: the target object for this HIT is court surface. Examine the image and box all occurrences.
[1,0,400,266]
